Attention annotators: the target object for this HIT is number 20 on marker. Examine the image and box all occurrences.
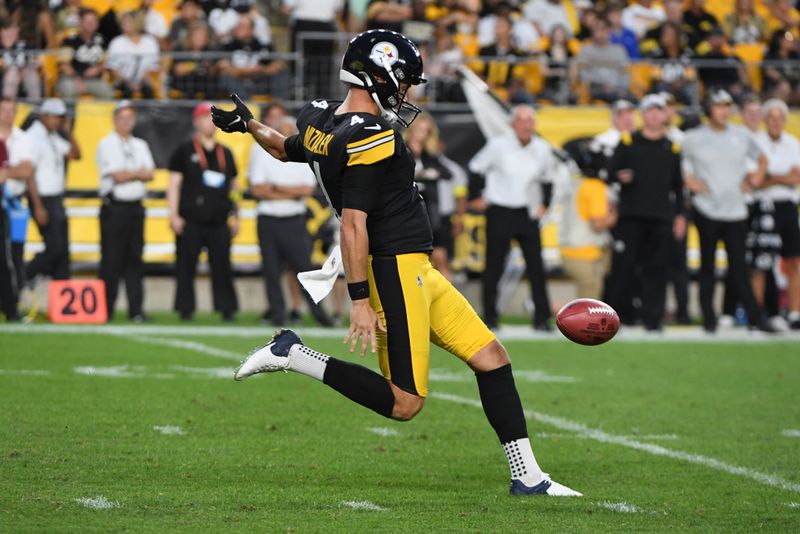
[48,280,108,324]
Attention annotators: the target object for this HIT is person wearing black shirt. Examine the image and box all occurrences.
[0,19,40,99]
[212,30,582,497]
[167,102,239,321]
[605,94,686,331]
[218,14,285,99]
[696,26,748,100]
[682,0,718,50]
[365,0,412,33]
[57,8,114,99]
[478,15,531,103]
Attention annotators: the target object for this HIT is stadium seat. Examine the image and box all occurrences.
[629,62,655,98]
[705,0,736,22]
[41,53,61,97]
[518,60,544,95]
[734,42,765,92]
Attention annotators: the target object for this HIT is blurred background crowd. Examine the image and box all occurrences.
[0,0,799,335]
[1,0,800,104]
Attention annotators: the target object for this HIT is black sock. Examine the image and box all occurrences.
[322,358,395,418]
[476,364,528,443]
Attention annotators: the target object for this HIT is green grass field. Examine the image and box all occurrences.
[2,325,799,532]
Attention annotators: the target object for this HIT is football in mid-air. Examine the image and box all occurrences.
[556,298,620,345]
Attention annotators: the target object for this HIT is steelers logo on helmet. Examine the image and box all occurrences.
[370,41,400,68]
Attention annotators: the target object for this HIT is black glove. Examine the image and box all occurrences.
[211,94,253,134]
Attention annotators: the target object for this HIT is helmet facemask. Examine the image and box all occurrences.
[360,58,425,127]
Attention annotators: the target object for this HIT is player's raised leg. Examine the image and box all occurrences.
[235,329,406,418]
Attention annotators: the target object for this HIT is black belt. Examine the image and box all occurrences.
[103,195,143,206]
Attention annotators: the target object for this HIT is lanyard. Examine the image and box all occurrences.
[192,136,226,174]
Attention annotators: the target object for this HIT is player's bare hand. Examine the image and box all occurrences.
[34,205,49,227]
[617,169,634,184]
[344,299,386,356]
[451,218,464,237]
[170,215,186,235]
[685,176,709,193]
[229,215,240,238]
[673,214,687,240]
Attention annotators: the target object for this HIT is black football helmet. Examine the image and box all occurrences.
[340,29,427,127]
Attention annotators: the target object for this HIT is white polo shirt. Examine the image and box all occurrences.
[248,143,315,217]
[755,130,800,203]
[96,131,155,201]
[469,133,554,216]
[621,3,665,37]
[26,120,71,197]
[106,33,160,83]
[2,126,34,198]
[283,0,343,24]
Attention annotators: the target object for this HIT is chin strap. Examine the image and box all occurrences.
[359,72,399,124]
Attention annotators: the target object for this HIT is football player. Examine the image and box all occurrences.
[211,29,580,497]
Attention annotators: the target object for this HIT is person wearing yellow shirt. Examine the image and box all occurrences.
[559,174,616,300]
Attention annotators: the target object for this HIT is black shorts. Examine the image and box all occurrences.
[746,200,800,271]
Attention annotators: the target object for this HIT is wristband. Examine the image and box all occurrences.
[348,281,370,301]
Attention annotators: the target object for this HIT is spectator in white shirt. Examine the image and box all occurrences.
[25,98,81,284]
[523,0,572,37]
[249,114,333,327]
[106,11,160,99]
[96,100,156,321]
[283,0,343,97]
[469,105,554,330]
[622,0,665,38]
[753,99,800,329]
[0,98,42,319]
[141,0,168,45]
[479,1,541,51]
[209,0,272,46]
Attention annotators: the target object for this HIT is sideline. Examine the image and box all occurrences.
[1,323,799,343]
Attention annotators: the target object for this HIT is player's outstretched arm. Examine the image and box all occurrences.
[211,94,290,162]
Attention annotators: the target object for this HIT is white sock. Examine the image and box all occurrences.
[287,345,330,382]
[503,438,544,485]
[788,311,800,322]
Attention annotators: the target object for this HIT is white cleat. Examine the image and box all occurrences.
[509,474,583,497]
[234,329,303,381]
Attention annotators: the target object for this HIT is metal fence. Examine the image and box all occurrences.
[7,39,798,106]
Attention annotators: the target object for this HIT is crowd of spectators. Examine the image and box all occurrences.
[0,1,799,105]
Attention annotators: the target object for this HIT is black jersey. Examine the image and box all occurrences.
[284,99,433,256]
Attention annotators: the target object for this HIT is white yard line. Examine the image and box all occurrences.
[120,335,242,361]
[1,323,799,343]
[0,369,51,376]
[431,392,800,495]
[75,496,121,509]
[782,430,800,438]
[596,501,642,513]
[339,500,388,512]
[153,425,186,436]
[429,368,578,384]
[366,427,400,437]
[536,432,680,441]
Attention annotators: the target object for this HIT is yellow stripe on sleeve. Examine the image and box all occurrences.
[346,129,394,150]
[347,138,395,166]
